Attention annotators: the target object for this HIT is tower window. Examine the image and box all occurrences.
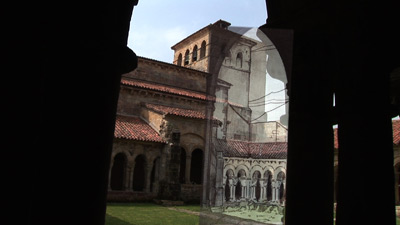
[177,53,182,66]
[192,45,198,62]
[200,41,206,59]
[236,52,243,68]
[184,49,190,65]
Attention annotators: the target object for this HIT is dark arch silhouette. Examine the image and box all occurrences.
[236,52,243,68]
[192,45,198,61]
[190,149,203,184]
[177,53,182,66]
[200,41,206,58]
[184,49,190,65]
[132,155,146,191]
[110,153,126,190]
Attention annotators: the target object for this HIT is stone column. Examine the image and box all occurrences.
[145,162,153,193]
[127,164,134,190]
[185,155,191,184]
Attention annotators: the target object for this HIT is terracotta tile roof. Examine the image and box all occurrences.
[393,119,400,145]
[121,78,208,100]
[143,103,210,120]
[216,139,287,159]
[333,119,400,148]
[120,77,244,107]
[114,115,165,143]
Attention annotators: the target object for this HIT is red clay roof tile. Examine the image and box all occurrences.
[216,139,287,159]
[144,103,215,120]
[114,115,165,143]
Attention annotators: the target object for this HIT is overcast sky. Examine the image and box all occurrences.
[128,0,267,63]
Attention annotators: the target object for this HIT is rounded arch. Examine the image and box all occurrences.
[250,165,263,178]
[236,52,243,68]
[132,154,146,191]
[190,148,203,184]
[192,45,198,62]
[110,152,127,190]
[200,40,206,58]
[274,166,286,180]
[224,164,236,177]
[177,53,182,66]
[264,165,275,177]
[184,49,190,65]
[235,164,249,178]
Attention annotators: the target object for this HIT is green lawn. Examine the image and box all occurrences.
[106,203,200,225]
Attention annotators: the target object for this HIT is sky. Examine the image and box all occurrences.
[128,0,267,63]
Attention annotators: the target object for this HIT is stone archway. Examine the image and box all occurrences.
[110,153,127,190]
[132,154,146,191]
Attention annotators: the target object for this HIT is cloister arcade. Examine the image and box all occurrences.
[223,158,286,205]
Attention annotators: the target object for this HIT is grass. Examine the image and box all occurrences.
[105,203,200,225]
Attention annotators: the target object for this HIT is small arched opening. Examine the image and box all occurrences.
[132,154,146,191]
[110,153,126,190]
[236,52,243,68]
[177,53,182,66]
[184,49,190,65]
[200,41,206,58]
[192,45,198,62]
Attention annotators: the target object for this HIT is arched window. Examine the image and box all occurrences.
[184,49,190,65]
[190,149,203,184]
[236,52,243,68]
[200,41,206,58]
[179,148,186,184]
[132,154,146,191]
[110,153,126,190]
[177,53,182,66]
[192,45,198,62]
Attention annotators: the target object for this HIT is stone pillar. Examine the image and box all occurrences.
[127,164,134,190]
[185,155,191,184]
[145,162,153,193]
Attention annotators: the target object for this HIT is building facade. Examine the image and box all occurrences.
[107,20,289,210]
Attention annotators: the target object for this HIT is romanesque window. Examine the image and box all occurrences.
[110,153,126,190]
[190,149,203,184]
[184,49,190,65]
[236,52,243,68]
[177,53,182,66]
[179,148,186,184]
[192,45,198,62]
[200,41,206,58]
[132,154,146,191]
